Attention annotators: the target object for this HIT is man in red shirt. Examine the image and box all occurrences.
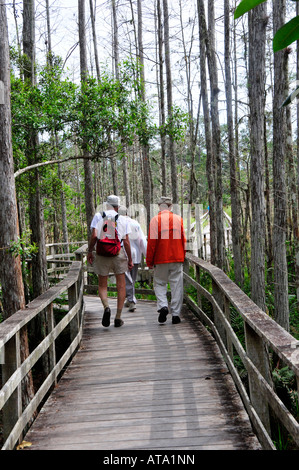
[146,196,186,324]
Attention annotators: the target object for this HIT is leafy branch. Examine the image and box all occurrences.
[234,0,299,52]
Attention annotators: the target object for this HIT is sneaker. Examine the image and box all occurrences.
[158,306,169,324]
[128,302,136,312]
[124,300,130,307]
[114,318,124,327]
[102,307,111,327]
[172,316,181,324]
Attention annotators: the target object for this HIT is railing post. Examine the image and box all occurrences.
[203,234,207,260]
[195,265,202,310]
[244,322,272,435]
[212,281,227,347]
[2,332,22,443]
[224,296,233,359]
[183,258,190,304]
[46,303,57,384]
[68,283,79,342]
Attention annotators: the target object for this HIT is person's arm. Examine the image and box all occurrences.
[123,235,133,271]
[146,218,157,269]
[181,218,187,258]
[87,228,98,265]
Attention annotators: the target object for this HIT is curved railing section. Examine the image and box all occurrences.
[184,253,299,450]
[0,252,84,450]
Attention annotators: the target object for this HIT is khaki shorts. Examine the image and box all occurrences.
[92,247,128,276]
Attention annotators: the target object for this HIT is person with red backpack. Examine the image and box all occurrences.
[87,195,133,328]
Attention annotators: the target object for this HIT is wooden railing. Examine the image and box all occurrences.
[2,242,298,450]
[0,252,84,450]
[184,253,299,450]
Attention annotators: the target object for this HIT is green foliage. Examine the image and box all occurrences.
[7,232,39,260]
[160,105,189,142]
[272,366,299,419]
[10,55,77,169]
[72,60,155,155]
[234,0,266,18]
[234,0,299,52]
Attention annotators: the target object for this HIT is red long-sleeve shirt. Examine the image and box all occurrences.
[146,210,186,267]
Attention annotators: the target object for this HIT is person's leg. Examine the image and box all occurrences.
[115,272,126,326]
[153,264,169,323]
[130,264,139,304]
[126,264,138,310]
[98,275,111,327]
[98,275,109,306]
[125,271,134,303]
[168,263,183,322]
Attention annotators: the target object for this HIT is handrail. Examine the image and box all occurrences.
[184,253,299,450]
[0,256,85,450]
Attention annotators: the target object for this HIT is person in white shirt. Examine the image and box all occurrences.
[118,206,147,311]
[87,195,133,328]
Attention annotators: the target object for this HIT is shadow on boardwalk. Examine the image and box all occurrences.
[24,296,261,450]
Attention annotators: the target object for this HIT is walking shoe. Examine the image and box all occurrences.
[124,299,130,307]
[172,316,181,324]
[114,318,124,327]
[158,306,169,324]
[128,302,136,312]
[102,307,111,327]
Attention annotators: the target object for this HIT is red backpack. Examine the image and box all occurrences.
[96,212,121,257]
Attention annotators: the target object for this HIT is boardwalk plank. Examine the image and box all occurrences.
[24,296,261,450]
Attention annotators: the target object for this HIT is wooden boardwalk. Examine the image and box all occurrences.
[24,296,261,450]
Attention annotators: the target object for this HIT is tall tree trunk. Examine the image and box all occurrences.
[197,0,217,265]
[0,1,35,434]
[137,0,151,226]
[23,0,49,298]
[78,0,95,236]
[163,0,178,205]
[179,0,198,208]
[264,115,273,286]
[296,2,299,314]
[248,4,267,311]
[272,0,289,330]
[156,0,167,195]
[0,6,25,318]
[89,0,101,79]
[224,0,243,285]
[46,2,69,253]
[112,0,130,207]
[207,0,224,269]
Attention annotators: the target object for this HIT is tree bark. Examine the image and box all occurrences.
[296,1,299,315]
[163,0,178,205]
[272,0,289,330]
[248,4,267,311]
[0,4,25,317]
[197,0,217,265]
[78,0,95,236]
[0,0,35,427]
[156,0,167,195]
[112,0,130,207]
[207,0,224,269]
[89,0,101,79]
[224,0,243,285]
[23,0,49,298]
[137,0,151,227]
